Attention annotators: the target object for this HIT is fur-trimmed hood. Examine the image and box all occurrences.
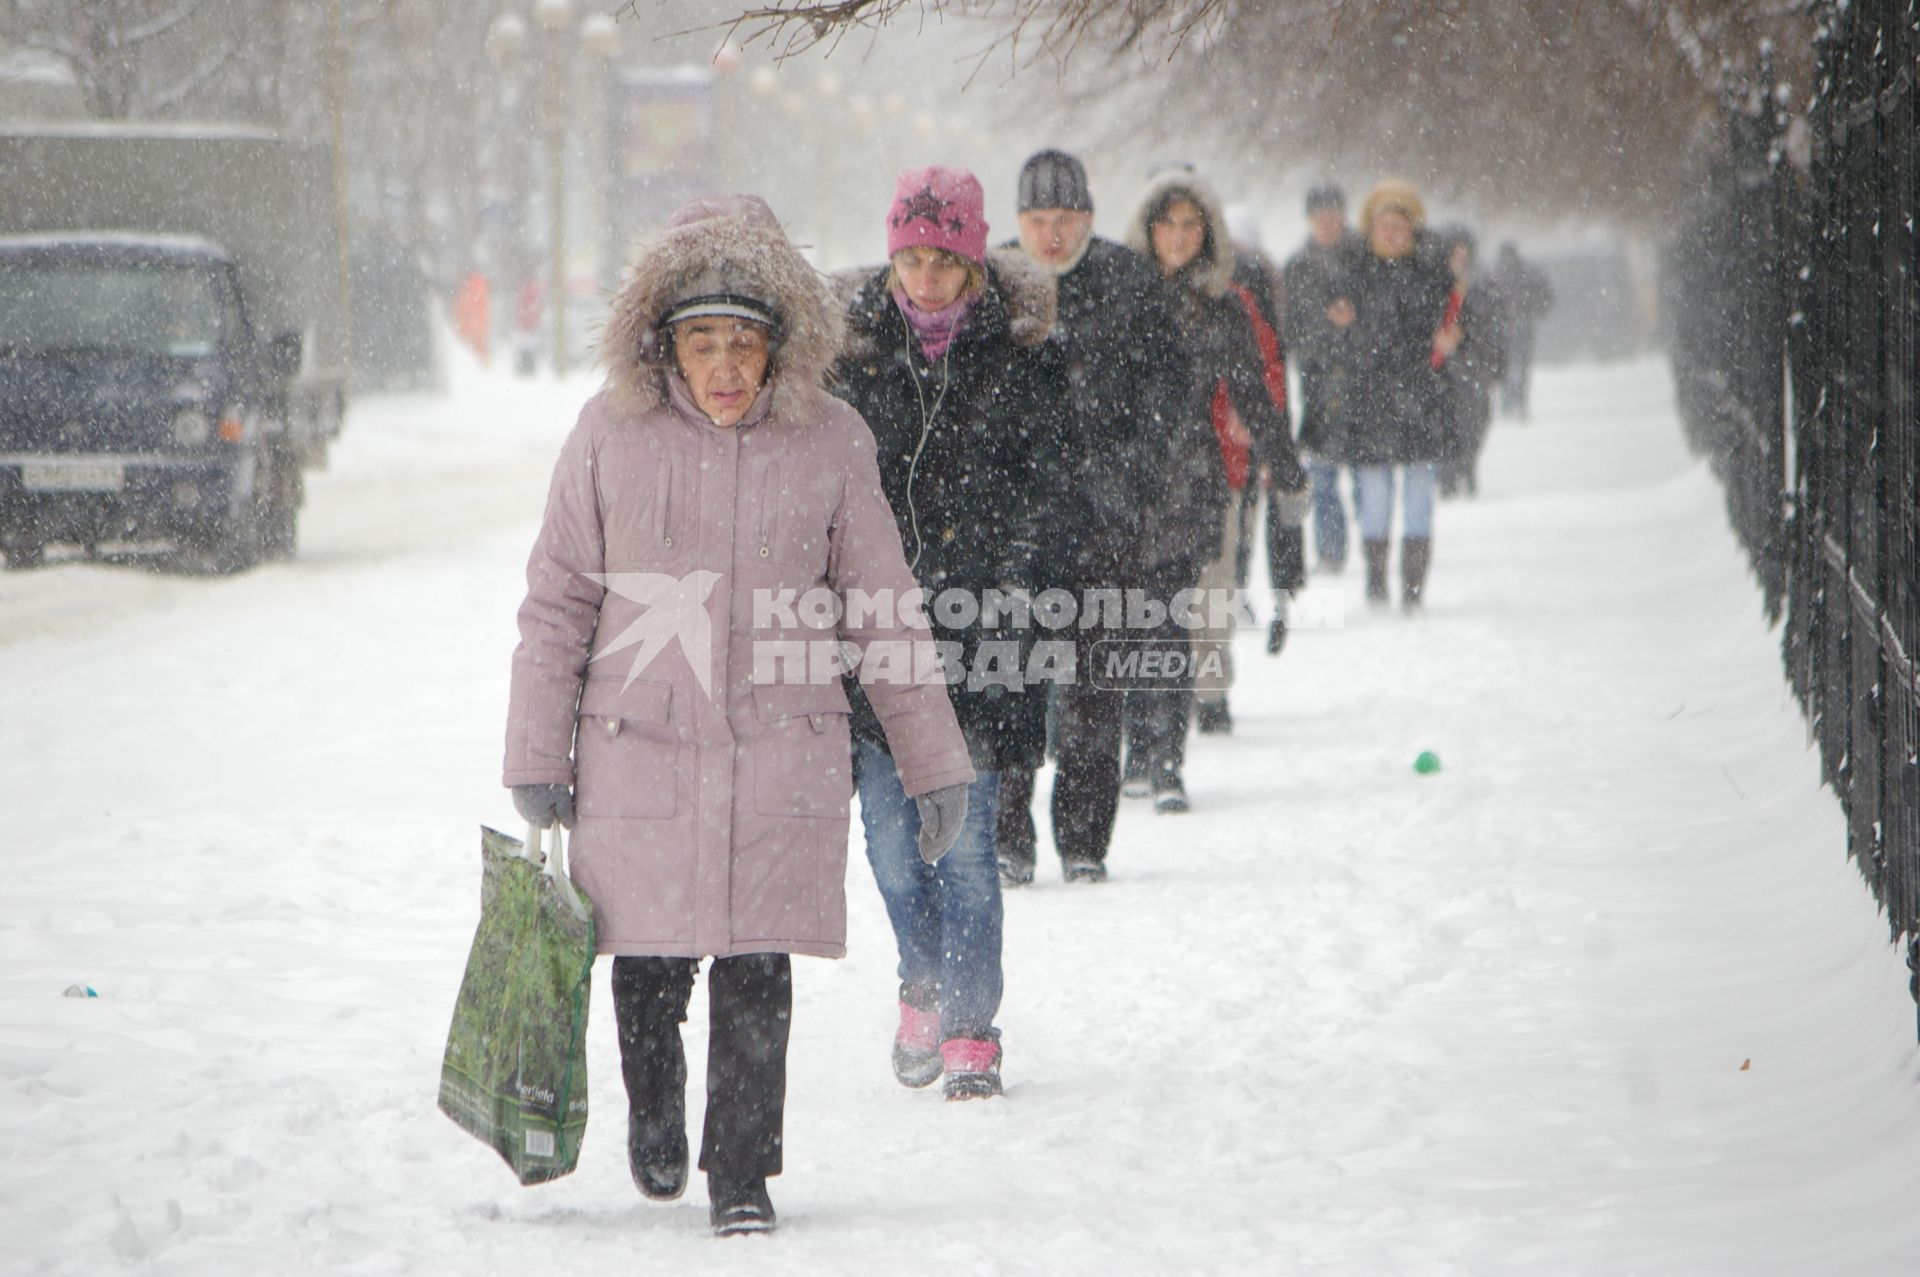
[1359,178,1427,238]
[1123,167,1236,298]
[600,194,843,419]
[829,247,1057,363]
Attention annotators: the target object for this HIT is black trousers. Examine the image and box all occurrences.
[1124,567,1204,780]
[611,952,792,1180]
[1263,488,1308,595]
[997,602,1127,868]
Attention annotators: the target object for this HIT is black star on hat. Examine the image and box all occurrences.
[893,186,951,229]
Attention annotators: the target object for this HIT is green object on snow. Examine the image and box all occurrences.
[439,825,596,1185]
[1414,750,1442,775]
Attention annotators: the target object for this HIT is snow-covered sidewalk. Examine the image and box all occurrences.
[3,356,1918,1275]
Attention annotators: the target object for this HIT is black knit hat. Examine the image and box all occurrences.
[1305,183,1346,214]
[1018,149,1094,213]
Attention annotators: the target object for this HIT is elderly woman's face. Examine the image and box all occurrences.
[1150,198,1208,277]
[1370,209,1415,260]
[672,318,770,427]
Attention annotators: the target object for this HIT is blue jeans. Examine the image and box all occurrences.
[853,739,1003,1042]
[1354,462,1440,541]
[1308,457,1348,565]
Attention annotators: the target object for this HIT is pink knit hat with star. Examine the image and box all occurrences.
[886,166,988,267]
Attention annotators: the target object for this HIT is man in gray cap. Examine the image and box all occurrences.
[996,147,1188,886]
[1282,183,1362,576]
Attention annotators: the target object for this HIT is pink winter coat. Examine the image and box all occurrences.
[504,196,974,959]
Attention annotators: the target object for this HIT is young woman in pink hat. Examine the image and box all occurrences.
[829,166,1062,1101]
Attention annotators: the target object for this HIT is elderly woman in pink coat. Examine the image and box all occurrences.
[503,195,974,1236]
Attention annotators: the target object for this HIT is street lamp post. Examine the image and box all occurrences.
[535,0,574,377]
[579,12,622,296]
[485,13,530,368]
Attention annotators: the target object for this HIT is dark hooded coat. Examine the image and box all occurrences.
[1282,231,1366,461]
[1344,234,1456,465]
[1123,170,1304,576]
[828,250,1060,771]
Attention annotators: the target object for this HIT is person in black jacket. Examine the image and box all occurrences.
[1119,165,1306,810]
[994,148,1190,884]
[1490,241,1553,420]
[1430,225,1508,498]
[1346,179,1456,610]
[1283,184,1365,575]
[830,166,1059,1100]
[1224,204,1309,660]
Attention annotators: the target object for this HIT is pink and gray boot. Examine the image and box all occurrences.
[940,1037,1002,1101]
[892,1000,943,1088]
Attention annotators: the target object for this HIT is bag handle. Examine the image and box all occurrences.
[525,821,591,924]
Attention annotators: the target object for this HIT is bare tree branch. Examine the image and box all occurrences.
[140,32,239,114]
[123,0,214,46]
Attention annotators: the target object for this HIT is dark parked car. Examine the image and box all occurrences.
[0,234,307,569]
[0,125,347,572]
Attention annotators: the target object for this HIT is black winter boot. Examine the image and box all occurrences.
[1152,766,1190,814]
[1363,539,1392,607]
[1402,537,1432,611]
[1195,699,1233,735]
[709,1173,777,1236]
[628,1113,689,1201]
[996,767,1038,886]
[611,958,694,1202]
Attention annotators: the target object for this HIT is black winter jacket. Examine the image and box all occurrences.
[1344,239,1455,465]
[1143,275,1303,575]
[1282,233,1365,460]
[1438,281,1508,461]
[829,255,1058,771]
[1016,236,1190,587]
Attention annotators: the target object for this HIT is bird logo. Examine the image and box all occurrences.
[584,571,724,697]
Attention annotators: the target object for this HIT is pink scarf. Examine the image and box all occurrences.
[892,288,978,362]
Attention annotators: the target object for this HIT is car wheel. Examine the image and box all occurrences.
[1,536,46,570]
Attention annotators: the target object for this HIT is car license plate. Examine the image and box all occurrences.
[20,460,126,492]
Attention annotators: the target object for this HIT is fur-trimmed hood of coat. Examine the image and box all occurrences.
[1123,167,1236,298]
[1358,178,1427,239]
[828,247,1057,362]
[600,194,844,419]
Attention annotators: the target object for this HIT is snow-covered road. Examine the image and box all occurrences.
[4,355,1917,1275]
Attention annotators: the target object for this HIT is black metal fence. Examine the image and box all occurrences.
[1667,0,1920,1019]
[1788,0,1920,981]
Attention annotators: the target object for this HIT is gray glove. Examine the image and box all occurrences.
[914,783,970,864]
[512,783,575,830]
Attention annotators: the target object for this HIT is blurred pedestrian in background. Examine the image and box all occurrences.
[995,148,1188,883]
[1431,225,1507,499]
[1283,184,1362,576]
[1121,164,1305,810]
[1490,240,1553,421]
[1346,179,1454,611]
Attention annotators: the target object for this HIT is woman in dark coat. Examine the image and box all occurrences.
[830,165,1059,1101]
[1121,165,1306,812]
[1345,179,1457,609]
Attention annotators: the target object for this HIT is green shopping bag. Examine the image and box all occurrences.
[438,823,596,1185]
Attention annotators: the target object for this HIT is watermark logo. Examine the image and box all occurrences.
[577,574,1343,693]
[1090,640,1232,691]
[585,571,722,695]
